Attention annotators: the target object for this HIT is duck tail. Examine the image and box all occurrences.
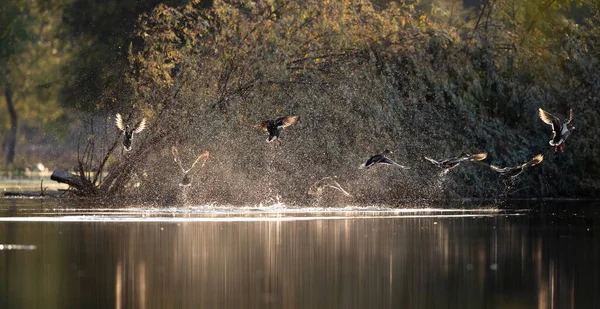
[266,135,277,142]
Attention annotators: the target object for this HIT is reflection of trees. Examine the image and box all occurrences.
[0,214,597,308]
[105,216,594,308]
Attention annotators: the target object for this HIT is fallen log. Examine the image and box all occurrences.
[50,169,96,195]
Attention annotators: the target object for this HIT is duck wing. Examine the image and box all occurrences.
[424,156,441,165]
[308,177,329,195]
[133,118,147,134]
[448,156,470,164]
[489,164,512,173]
[258,120,271,133]
[361,154,386,169]
[538,108,561,136]
[380,156,410,169]
[325,182,353,197]
[115,113,125,132]
[360,155,379,168]
[538,108,557,125]
[469,152,488,161]
[171,146,186,173]
[522,154,543,168]
[565,108,574,125]
[275,115,297,129]
[171,146,179,161]
[185,151,210,173]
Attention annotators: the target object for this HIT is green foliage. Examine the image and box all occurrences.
[131,0,416,106]
[1,0,74,164]
[59,0,204,112]
[111,0,600,204]
[0,0,77,169]
[0,0,34,67]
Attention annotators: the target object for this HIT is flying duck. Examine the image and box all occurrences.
[359,150,410,169]
[172,146,209,187]
[489,154,543,178]
[115,113,147,151]
[538,108,574,152]
[308,177,352,197]
[424,152,488,169]
[259,115,297,144]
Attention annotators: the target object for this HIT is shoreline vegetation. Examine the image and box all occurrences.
[2,0,600,205]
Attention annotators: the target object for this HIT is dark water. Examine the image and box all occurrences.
[0,200,599,309]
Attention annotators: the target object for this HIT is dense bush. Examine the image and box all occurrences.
[95,0,600,205]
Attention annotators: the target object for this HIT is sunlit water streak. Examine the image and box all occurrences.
[0,213,526,222]
[0,201,528,222]
[0,244,37,250]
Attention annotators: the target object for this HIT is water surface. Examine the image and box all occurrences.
[0,199,598,308]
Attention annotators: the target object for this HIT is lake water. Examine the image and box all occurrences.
[0,199,598,308]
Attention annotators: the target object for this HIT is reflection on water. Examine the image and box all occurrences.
[0,244,37,251]
[0,200,598,308]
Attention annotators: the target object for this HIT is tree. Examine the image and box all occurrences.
[0,0,34,166]
[59,0,206,113]
[1,0,72,168]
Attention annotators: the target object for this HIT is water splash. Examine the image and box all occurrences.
[0,206,518,222]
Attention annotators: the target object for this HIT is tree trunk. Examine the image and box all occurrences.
[4,79,17,165]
